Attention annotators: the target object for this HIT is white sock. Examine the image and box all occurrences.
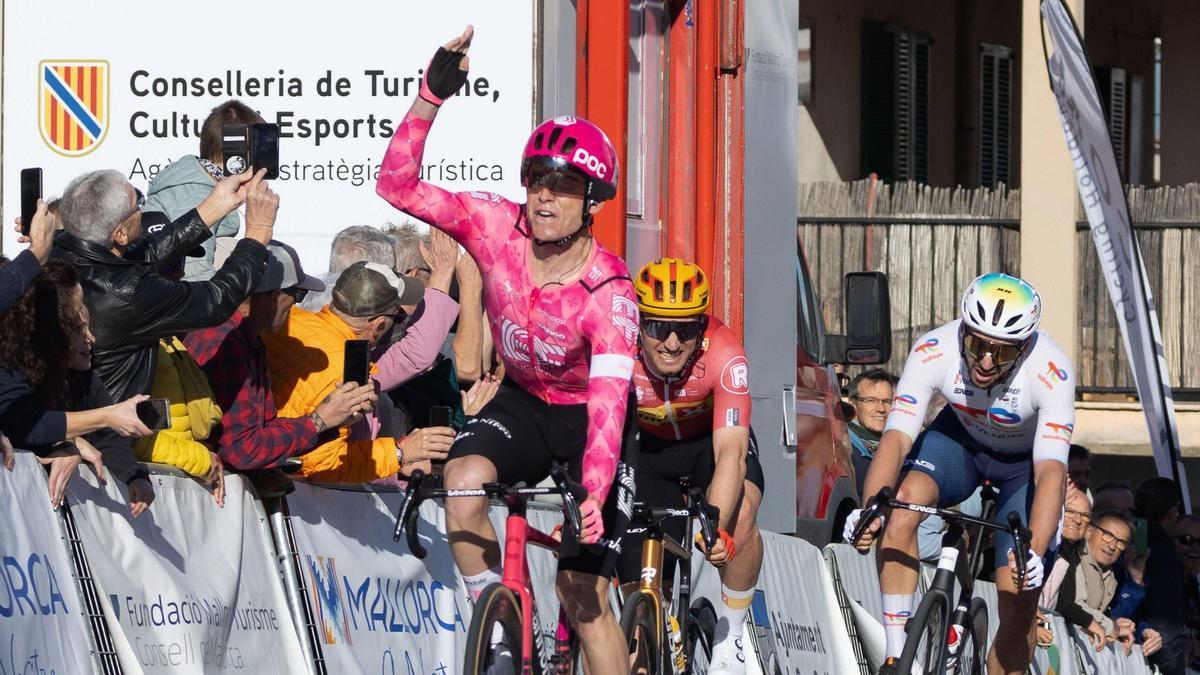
[463,567,502,602]
[714,584,755,646]
[882,593,915,660]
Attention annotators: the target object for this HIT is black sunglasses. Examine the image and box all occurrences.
[284,287,308,304]
[1176,534,1200,547]
[641,318,705,342]
[523,164,588,195]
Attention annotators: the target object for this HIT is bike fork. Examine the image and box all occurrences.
[553,608,574,675]
[944,603,969,672]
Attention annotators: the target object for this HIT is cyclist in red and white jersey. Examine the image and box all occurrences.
[376,27,637,672]
[848,273,1075,675]
[616,259,765,675]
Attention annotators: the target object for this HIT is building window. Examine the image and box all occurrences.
[860,20,931,183]
[626,1,667,267]
[1096,66,1128,181]
[979,43,1013,188]
[799,20,813,105]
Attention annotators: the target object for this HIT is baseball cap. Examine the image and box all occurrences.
[332,261,424,317]
[254,240,326,294]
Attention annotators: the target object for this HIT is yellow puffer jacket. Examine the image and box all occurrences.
[131,337,221,478]
[262,306,400,482]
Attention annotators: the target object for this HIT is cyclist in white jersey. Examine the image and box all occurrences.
[846,273,1075,675]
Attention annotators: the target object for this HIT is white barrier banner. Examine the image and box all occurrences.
[284,481,563,675]
[0,452,93,675]
[65,468,309,674]
[2,0,534,270]
[694,531,858,675]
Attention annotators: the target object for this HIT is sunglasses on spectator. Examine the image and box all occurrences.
[122,187,146,222]
[1091,523,1130,551]
[1175,534,1200,547]
[852,396,893,407]
[523,164,588,196]
[284,287,308,304]
[641,318,705,342]
[961,331,1026,367]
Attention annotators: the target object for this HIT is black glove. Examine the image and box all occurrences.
[420,47,469,105]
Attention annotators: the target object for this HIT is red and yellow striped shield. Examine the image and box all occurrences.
[39,60,109,157]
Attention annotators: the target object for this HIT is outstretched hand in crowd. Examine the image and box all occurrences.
[11,199,56,264]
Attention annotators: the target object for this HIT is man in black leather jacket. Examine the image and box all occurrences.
[51,167,278,403]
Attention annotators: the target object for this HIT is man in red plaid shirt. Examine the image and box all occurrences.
[186,241,375,470]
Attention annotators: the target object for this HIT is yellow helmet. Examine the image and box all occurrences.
[634,258,711,318]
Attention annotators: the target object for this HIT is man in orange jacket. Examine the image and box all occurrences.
[264,261,457,482]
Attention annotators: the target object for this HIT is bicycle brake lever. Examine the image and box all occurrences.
[1007,511,1028,589]
[551,464,585,557]
[689,487,719,550]
[394,470,428,559]
[850,486,894,554]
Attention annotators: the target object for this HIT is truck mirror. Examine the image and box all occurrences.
[842,272,891,364]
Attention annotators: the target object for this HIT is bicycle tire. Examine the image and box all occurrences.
[464,583,526,675]
[897,589,950,675]
[685,598,717,675]
[621,590,666,675]
[951,597,988,675]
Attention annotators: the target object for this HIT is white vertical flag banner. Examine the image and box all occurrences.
[1040,0,1190,509]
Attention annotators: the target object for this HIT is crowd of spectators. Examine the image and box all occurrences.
[843,371,1199,671]
[0,99,500,521]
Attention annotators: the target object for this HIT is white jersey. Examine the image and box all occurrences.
[884,320,1076,464]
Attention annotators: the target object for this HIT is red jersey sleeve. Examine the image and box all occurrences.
[707,324,752,431]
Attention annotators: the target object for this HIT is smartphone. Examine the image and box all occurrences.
[135,398,171,431]
[250,123,280,180]
[429,405,453,428]
[1134,517,1149,557]
[20,168,42,237]
[343,340,371,387]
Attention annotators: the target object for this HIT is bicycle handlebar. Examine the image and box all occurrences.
[391,465,591,560]
[689,487,720,551]
[850,486,1034,572]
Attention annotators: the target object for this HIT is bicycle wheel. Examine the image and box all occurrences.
[896,590,950,675]
[621,590,666,675]
[951,597,988,675]
[685,598,717,675]
[464,583,525,675]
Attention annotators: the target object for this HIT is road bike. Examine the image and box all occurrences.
[394,465,588,675]
[620,476,720,675]
[851,483,1033,675]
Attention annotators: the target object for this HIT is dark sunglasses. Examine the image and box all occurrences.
[523,165,588,195]
[962,331,1026,367]
[1176,534,1200,547]
[641,318,705,342]
[122,187,146,222]
[284,287,308,304]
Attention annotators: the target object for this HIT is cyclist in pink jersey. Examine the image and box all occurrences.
[376,27,637,672]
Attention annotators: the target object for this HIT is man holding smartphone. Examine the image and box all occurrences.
[263,261,457,482]
[187,241,375,471]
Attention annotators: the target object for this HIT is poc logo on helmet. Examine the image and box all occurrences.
[572,148,608,178]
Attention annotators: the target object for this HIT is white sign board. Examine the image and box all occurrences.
[2,0,535,271]
[0,452,95,675]
[65,469,310,674]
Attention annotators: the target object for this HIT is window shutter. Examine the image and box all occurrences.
[979,43,1013,187]
[861,21,931,182]
[1096,66,1128,179]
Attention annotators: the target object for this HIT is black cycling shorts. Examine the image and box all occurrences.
[615,428,764,585]
[447,382,639,579]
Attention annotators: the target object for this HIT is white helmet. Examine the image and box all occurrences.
[960,273,1042,341]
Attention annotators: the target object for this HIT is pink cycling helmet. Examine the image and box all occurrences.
[521,115,619,202]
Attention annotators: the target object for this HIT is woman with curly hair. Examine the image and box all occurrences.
[0,261,155,511]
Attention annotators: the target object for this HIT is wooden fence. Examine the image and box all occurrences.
[1076,184,1200,395]
[798,179,1200,395]
[797,179,1020,377]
